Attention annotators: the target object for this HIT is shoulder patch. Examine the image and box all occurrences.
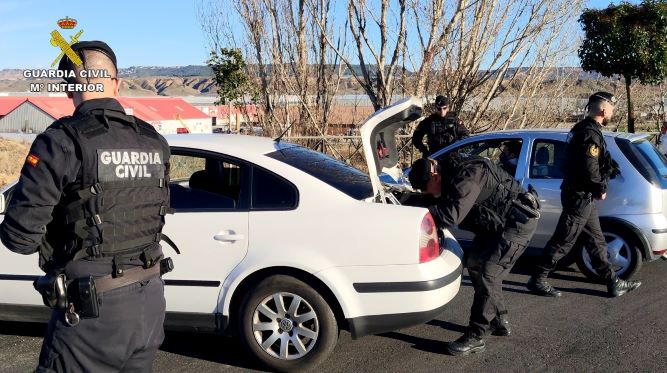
[26,153,40,167]
[587,144,600,158]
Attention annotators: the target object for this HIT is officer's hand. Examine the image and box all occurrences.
[597,193,607,200]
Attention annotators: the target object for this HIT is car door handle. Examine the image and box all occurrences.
[214,233,245,242]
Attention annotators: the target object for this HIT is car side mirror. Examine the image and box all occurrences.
[0,193,5,214]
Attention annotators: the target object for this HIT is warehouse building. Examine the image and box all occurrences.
[0,97,212,134]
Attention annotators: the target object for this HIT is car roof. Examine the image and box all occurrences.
[478,128,652,142]
[164,134,297,156]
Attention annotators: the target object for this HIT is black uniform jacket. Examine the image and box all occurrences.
[0,98,162,265]
[561,117,609,197]
[412,113,470,154]
[428,162,486,228]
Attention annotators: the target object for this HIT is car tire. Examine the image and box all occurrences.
[237,275,338,372]
[575,221,643,282]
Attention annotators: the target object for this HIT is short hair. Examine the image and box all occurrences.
[408,158,431,191]
[57,41,118,84]
[502,140,522,156]
[587,99,606,116]
[69,49,117,84]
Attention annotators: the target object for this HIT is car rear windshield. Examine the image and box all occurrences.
[266,146,374,200]
[616,138,667,188]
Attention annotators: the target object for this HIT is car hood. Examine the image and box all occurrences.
[360,97,423,199]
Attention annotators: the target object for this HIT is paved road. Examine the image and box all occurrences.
[2,258,666,372]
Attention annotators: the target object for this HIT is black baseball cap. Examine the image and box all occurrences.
[588,91,617,105]
[57,40,118,76]
[408,158,432,191]
[435,95,449,107]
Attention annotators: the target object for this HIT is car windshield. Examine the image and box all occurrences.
[266,146,374,200]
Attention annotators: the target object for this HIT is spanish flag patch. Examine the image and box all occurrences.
[26,153,40,168]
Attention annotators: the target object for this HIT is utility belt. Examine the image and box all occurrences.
[33,257,174,327]
[507,199,540,224]
[562,184,594,199]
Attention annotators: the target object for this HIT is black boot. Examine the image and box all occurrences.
[607,277,641,297]
[490,313,511,337]
[527,276,562,297]
[445,332,485,356]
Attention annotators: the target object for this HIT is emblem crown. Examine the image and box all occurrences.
[57,17,77,29]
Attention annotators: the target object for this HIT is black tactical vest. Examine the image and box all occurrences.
[428,115,459,152]
[42,109,171,271]
[441,154,524,233]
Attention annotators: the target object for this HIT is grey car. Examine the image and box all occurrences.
[427,129,667,280]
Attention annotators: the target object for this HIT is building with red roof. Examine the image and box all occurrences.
[0,96,212,134]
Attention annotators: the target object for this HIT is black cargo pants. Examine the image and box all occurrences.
[466,216,538,337]
[535,190,614,281]
[37,276,166,373]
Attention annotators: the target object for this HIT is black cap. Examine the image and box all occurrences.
[408,158,432,191]
[57,40,117,77]
[435,95,449,107]
[588,91,617,105]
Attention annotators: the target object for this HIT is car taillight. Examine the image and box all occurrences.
[419,212,439,263]
[176,127,189,134]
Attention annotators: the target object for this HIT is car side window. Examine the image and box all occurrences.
[252,167,298,210]
[452,140,501,162]
[445,139,513,163]
[530,140,566,179]
[169,153,247,211]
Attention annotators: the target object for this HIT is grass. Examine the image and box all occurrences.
[0,139,29,188]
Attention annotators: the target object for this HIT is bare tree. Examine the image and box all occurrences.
[310,0,408,110]
[424,0,585,132]
[201,0,586,138]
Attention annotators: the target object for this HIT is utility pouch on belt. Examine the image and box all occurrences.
[33,271,68,309]
[70,276,100,319]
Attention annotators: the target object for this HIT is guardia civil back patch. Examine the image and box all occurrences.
[97,149,165,182]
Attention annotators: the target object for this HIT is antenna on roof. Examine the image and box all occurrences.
[274,120,296,143]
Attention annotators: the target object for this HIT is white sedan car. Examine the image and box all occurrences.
[0,98,462,371]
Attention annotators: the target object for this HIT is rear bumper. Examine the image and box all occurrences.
[605,214,667,260]
[347,263,462,339]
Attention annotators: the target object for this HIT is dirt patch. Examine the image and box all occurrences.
[0,138,29,188]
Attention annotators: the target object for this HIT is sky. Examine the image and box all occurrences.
[0,0,638,69]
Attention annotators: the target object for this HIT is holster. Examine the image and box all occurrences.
[33,271,68,310]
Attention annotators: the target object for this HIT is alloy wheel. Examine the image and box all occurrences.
[251,292,319,360]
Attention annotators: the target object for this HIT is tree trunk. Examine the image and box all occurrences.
[625,75,635,133]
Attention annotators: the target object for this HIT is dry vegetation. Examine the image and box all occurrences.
[0,138,29,188]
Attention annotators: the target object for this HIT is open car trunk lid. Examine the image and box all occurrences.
[360,97,423,202]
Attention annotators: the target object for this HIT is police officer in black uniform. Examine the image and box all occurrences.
[0,41,175,372]
[408,154,540,356]
[526,92,641,298]
[412,95,470,156]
